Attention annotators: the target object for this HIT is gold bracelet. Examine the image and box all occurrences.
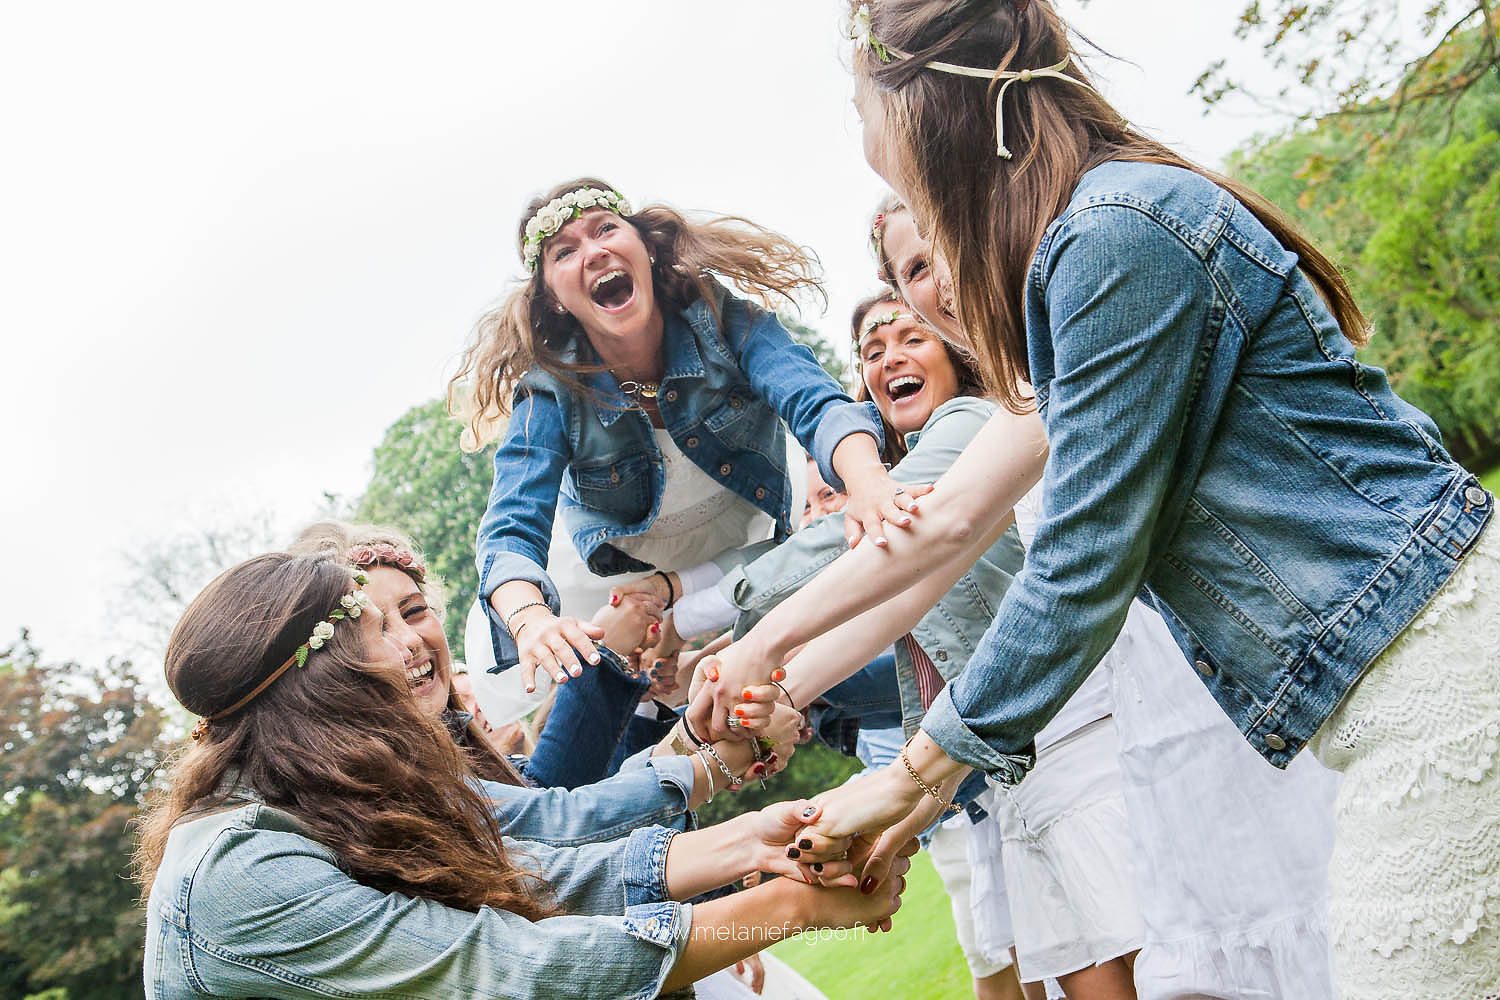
[900,744,961,815]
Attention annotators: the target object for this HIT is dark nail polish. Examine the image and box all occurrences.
[812,863,823,873]
[786,847,801,860]
[798,838,812,850]
[800,806,817,819]
[860,877,878,895]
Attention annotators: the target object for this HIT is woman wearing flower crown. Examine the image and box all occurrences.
[286,520,802,848]
[136,552,912,999]
[452,178,912,698]
[697,3,1497,996]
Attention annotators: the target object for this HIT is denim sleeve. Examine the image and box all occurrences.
[523,647,648,789]
[474,387,570,669]
[480,749,694,848]
[922,205,1210,780]
[506,824,680,913]
[723,300,884,491]
[192,825,690,1000]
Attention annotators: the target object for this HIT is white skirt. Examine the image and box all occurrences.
[1109,600,1342,1000]
[1308,522,1500,1000]
[988,717,1146,982]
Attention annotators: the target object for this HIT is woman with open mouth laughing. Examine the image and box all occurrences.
[455,177,913,696]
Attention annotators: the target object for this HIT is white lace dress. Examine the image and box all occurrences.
[1308,522,1500,1000]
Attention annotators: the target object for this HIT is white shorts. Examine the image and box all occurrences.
[926,816,1014,979]
[989,716,1144,982]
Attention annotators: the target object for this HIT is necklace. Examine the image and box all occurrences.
[611,370,660,400]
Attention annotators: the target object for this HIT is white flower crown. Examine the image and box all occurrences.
[292,573,371,667]
[522,187,633,272]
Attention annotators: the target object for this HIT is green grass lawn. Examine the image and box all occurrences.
[771,851,976,1000]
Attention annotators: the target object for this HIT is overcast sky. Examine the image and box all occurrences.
[1,1,1287,669]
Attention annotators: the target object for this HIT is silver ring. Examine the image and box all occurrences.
[894,486,906,495]
[726,715,743,730]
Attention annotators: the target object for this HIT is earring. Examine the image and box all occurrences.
[648,255,656,265]
[553,304,566,314]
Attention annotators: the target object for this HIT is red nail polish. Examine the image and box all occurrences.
[770,668,786,682]
[860,877,878,895]
[609,594,620,607]
[705,665,720,682]
[734,706,747,718]
[751,763,767,777]
[741,688,755,701]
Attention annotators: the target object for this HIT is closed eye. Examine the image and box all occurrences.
[904,259,928,283]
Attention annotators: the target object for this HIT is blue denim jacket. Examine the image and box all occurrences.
[923,161,1493,778]
[482,754,696,847]
[144,798,689,1000]
[476,283,883,668]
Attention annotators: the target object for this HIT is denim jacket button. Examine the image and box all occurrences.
[609,469,621,484]
[718,463,733,477]
[664,389,678,403]
[935,650,948,662]
[1264,733,1287,751]
[1465,485,1488,507]
[686,436,700,448]
[754,486,767,500]
[1194,659,1214,678]
[729,397,743,409]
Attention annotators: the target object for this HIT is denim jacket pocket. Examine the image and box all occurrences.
[571,453,652,519]
[701,393,757,449]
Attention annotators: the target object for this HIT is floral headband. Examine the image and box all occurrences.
[348,542,427,582]
[522,186,633,272]
[190,571,371,742]
[847,3,1099,159]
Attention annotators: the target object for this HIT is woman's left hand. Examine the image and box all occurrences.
[792,764,926,861]
[748,800,854,884]
[841,466,930,549]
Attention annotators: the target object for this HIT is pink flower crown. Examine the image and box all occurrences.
[347,542,427,581]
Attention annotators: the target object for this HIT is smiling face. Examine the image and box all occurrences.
[361,566,451,720]
[539,208,661,350]
[859,303,961,435]
[880,208,970,351]
[802,457,848,527]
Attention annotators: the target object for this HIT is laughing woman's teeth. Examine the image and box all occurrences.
[407,662,434,687]
[886,376,925,399]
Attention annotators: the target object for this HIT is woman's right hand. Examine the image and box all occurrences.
[590,592,664,660]
[688,640,779,741]
[791,856,910,934]
[509,606,605,694]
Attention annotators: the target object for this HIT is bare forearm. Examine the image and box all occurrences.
[782,513,1015,709]
[745,411,1044,664]
[664,812,766,900]
[661,881,810,992]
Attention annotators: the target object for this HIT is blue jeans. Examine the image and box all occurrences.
[520,645,649,790]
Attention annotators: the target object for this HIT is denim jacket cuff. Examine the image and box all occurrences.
[643,753,696,809]
[619,900,694,1000]
[479,551,562,672]
[922,687,1036,786]
[622,825,679,908]
[813,400,885,493]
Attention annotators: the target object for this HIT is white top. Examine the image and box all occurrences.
[546,427,799,621]
[1013,483,1115,751]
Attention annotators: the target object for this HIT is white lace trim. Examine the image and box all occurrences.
[1324,524,1500,998]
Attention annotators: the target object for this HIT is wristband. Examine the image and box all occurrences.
[654,570,677,609]
[504,600,549,632]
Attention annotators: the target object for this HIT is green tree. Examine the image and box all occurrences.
[782,313,852,388]
[356,398,497,660]
[0,633,166,1000]
[697,740,863,827]
[1228,21,1500,465]
[1189,2,1497,125]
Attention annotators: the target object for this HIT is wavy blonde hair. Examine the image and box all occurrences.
[449,176,825,450]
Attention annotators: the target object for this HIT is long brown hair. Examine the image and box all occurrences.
[286,520,526,785]
[851,289,985,465]
[134,553,551,918]
[851,0,1369,414]
[450,176,825,449]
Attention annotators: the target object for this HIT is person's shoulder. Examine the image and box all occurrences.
[928,395,997,424]
[901,395,996,459]
[1056,161,1232,251]
[183,802,347,925]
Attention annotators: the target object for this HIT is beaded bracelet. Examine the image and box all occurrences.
[900,744,961,815]
[504,600,549,632]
